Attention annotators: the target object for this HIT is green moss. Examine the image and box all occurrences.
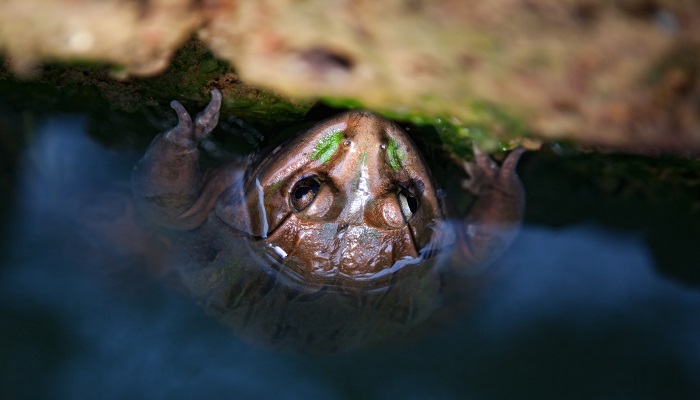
[199,55,220,74]
[1,36,527,158]
[310,128,343,163]
[138,38,314,130]
[0,37,315,149]
[0,32,527,156]
[320,96,529,158]
[319,97,365,109]
[386,138,405,170]
[416,101,529,159]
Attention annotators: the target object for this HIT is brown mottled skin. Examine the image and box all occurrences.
[132,89,524,352]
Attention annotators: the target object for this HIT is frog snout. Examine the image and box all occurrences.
[335,225,381,275]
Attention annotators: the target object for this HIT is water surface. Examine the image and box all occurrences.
[1,108,699,399]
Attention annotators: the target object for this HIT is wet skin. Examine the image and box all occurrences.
[131,89,525,351]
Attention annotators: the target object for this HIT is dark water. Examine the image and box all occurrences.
[2,110,700,399]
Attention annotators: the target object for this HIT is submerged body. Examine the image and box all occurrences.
[132,89,524,352]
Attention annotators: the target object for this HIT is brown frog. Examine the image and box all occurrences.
[132,89,524,352]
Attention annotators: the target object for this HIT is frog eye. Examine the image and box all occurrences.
[397,187,418,222]
[290,176,321,211]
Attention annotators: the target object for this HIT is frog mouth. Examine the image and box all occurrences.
[258,222,440,292]
[263,242,435,293]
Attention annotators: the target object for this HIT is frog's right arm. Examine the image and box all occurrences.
[131,89,232,230]
[453,147,525,269]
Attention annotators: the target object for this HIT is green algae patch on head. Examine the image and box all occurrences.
[386,138,405,171]
[310,128,343,164]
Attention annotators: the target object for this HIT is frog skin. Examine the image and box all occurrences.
[132,89,524,352]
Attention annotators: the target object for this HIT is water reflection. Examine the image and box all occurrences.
[2,112,700,399]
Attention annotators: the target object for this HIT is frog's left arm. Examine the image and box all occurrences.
[132,89,233,230]
[453,147,525,268]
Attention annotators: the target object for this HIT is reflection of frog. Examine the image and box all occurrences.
[132,89,524,352]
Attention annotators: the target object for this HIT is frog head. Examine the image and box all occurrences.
[216,111,442,286]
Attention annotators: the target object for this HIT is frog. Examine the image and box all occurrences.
[131,89,525,352]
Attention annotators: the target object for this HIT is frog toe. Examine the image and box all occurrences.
[462,146,498,194]
[194,89,222,141]
[462,146,525,195]
[163,100,195,146]
[501,147,525,175]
